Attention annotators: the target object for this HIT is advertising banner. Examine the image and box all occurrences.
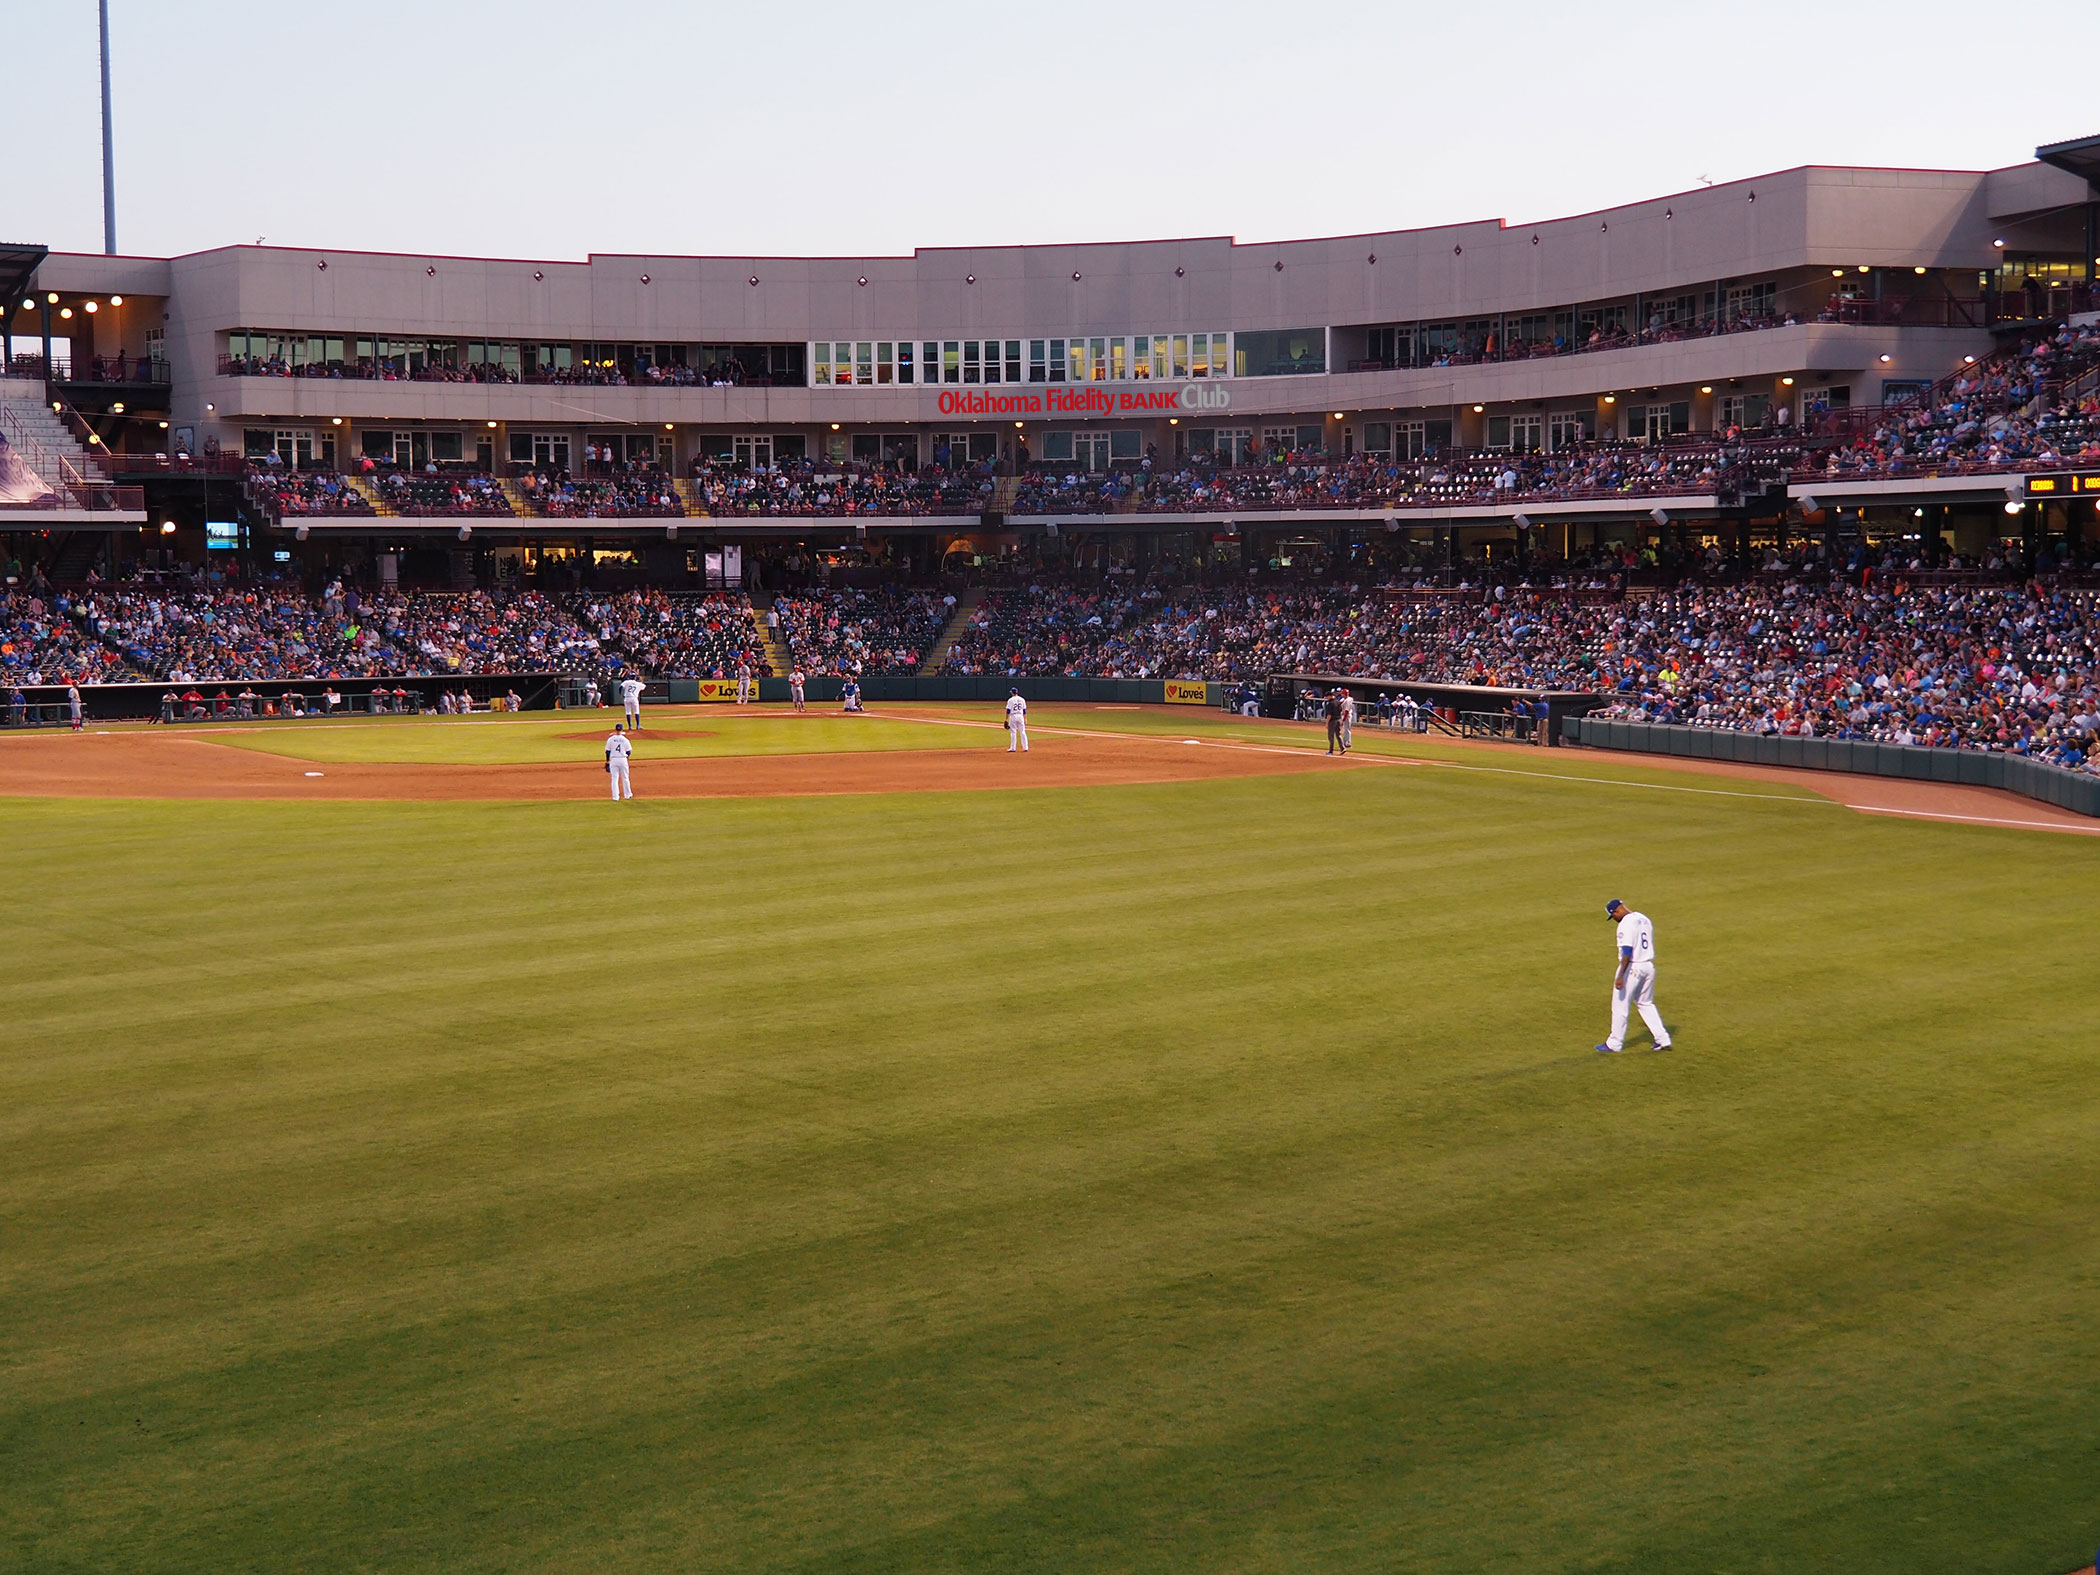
[1162,680,1210,705]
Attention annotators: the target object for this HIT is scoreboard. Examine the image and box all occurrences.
[2025,472,2100,496]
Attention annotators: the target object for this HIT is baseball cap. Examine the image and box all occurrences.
[1605,898,1624,914]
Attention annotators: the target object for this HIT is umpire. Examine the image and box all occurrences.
[1324,687,1343,755]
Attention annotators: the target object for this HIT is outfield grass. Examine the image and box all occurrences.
[4,731,2098,1572]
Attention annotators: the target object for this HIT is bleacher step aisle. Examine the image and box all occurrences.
[0,394,104,480]
[918,588,983,676]
[498,477,539,517]
[343,474,399,517]
[749,594,791,673]
[673,478,706,515]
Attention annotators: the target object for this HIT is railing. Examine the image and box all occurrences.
[1990,281,2098,324]
[118,451,248,475]
[1459,710,1544,743]
[44,355,172,386]
[1808,338,2026,444]
[0,402,138,511]
[217,354,790,388]
[1814,294,1984,328]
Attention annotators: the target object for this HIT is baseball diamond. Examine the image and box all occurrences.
[6,36,2100,1572]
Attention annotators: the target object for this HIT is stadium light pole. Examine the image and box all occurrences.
[99,0,116,255]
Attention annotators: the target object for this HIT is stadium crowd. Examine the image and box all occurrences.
[576,590,768,677]
[1809,319,2100,479]
[372,589,604,675]
[9,565,2100,771]
[373,472,514,517]
[690,461,987,518]
[774,587,954,676]
[1,587,139,684]
[78,585,410,681]
[945,570,2100,772]
[526,470,684,519]
[254,470,377,518]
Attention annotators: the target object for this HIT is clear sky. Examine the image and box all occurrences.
[3,0,2081,262]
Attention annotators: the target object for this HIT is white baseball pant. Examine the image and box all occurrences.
[608,757,632,800]
[1607,962,1669,1050]
[1008,717,1028,752]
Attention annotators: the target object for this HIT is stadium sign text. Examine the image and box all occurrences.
[935,383,1230,418]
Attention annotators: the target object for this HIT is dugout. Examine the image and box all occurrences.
[1264,673,1607,745]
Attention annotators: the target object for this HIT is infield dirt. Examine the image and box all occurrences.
[1,707,2094,835]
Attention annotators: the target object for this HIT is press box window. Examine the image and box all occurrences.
[1234,328,1322,377]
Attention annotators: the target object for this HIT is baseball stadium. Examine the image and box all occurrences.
[6,13,2100,1565]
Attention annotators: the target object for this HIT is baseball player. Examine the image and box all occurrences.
[619,673,644,729]
[736,657,753,705]
[67,682,83,731]
[605,722,634,801]
[789,666,806,714]
[1597,899,1672,1052]
[1339,688,1356,753]
[1005,687,1029,752]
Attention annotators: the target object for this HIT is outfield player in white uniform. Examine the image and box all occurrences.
[619,675,644,729]
[736,657,753,705]
[605,722,634,800]
[789,666,806,713]
[1005,688,1029,752]
[1597,899,1671,1052]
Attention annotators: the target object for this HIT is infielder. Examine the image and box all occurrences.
[1596,898,1671,1052]
[605,722,634,801]
[1005,687,1029,752]
[619,674,644,729]
[67,682,83,731]
[790,666,806,713]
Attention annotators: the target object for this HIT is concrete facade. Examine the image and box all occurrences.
[12,157,2096,467]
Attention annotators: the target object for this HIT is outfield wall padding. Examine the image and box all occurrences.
[746,677,1215,707]
[1559,717,2100,819]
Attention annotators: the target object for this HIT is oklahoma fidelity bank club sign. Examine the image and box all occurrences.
[934,383,1231,418]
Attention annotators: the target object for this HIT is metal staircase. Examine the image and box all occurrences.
[0,397,107,480]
